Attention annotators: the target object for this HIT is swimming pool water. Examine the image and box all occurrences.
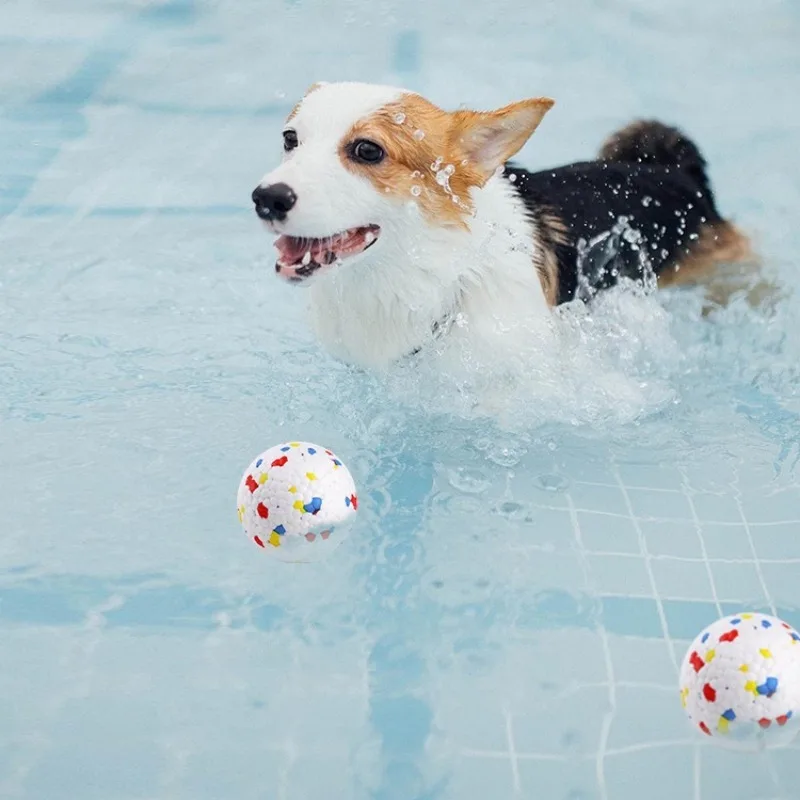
[2,1,800,798]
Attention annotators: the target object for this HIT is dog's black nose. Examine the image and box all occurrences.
[252,183,297,222]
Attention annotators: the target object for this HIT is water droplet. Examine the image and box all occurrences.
[496,500,527,520]
[508,173,517,183]
[413,129,425,141]
[641,195,652,207]
[536,474,568,492]
[486,442,526,467]
[431,156,443,171]
[410,185,422,197]
[448,467,491,494]
[472,436,492,452]
[622,226,641,244]
[393,112,406,124]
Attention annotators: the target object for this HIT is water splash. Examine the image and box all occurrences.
[575,216,657,302]
[376,280,681,431]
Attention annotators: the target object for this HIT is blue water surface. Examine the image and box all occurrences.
[2,1,800,798]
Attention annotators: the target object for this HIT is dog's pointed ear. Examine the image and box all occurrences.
[450,98,554,183]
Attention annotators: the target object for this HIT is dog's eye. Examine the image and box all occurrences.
[283,130,299,152]
[350,139,385,165]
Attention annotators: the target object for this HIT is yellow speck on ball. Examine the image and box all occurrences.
[760,648,774,659]
[289,485,297,494]
[289,442,300,447]
[744,680,758,697]
[269,531,282,547]
[739,664,749,673]
[259,473,268,485]
[238,505,245,523]
[717,716,730,734]
[293,499,305,513]
[705,648,716,663]
[741,613,754,620]
[306,472,317,481]
[680,687,689,708]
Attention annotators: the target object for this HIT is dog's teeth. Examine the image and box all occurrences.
[301,251,312,266]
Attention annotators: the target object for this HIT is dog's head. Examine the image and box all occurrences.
[252,82,553,283]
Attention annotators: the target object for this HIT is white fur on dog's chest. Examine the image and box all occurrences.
[307,177,550,369]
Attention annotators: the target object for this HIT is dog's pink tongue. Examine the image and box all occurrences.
[274,227,378,268]
[274,235,308,265]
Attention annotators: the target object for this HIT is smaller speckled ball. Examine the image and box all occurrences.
[679,612,800,750]
[236,442,358,563]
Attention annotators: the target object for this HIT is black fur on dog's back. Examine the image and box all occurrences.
[506,120,750,304]
[599,120,715,201]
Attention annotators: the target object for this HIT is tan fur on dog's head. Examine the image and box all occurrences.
[340,94,554,230]
[260,82,554,240]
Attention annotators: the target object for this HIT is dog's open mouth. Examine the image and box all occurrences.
[274,225,381,281]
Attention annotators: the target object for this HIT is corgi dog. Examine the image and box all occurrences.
[252,82,753,370]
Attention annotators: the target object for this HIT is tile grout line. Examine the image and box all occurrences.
[735,495,779,617]
[503,709,521,796]
[680,471,723,618]
[565,491,614,800]
[612,465,680,673]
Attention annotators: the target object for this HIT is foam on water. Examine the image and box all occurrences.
[377,280,679,429]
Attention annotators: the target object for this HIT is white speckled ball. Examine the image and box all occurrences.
[679,612,800,750]
[236,442,358,563]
